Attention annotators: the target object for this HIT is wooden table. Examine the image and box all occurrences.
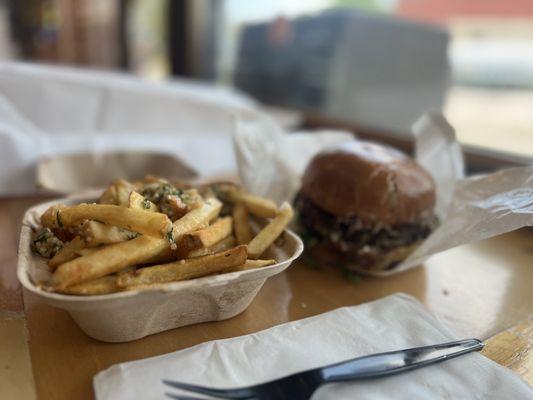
[1,197,533,399]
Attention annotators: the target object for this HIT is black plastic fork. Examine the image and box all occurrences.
[163,338,483,400]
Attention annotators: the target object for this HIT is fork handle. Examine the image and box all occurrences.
[321,339,484,383]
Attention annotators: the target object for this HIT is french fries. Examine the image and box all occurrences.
[188,235,237,258]
[129,191,158,212]
[48,236,85,270]
[57,275,119,295]
[75,247,102,257]
[81,220,136,246]
[233,203,253,244]
[225,259,276,273]
[51,235,168,289]
[116,245,247,288]
[228,188,278,218]
[99,179,136,206]
[34,177,293,296]
[51,198,222,289]
[181,217,232,249]
[247,202,294,259]
[168,197,222,243]
[43,204,172,238]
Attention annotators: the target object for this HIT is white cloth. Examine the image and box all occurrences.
[93,294,532,399]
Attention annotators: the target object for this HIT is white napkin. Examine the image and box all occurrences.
[93,294,532,399]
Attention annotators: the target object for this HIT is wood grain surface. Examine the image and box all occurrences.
[1,198,532,399]
[482,319,533,386]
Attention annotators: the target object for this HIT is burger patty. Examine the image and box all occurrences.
[295,193,437,258]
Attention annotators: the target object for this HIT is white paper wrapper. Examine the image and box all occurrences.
[234,111,533,276]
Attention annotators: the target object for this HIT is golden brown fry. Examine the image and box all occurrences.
[183,217,232,248]
[228,188,278,218]
[51,198,222,289]
[187,235,237,258]
[144,202,227,262]
[99,179,136,205]
[57,275,119,295]
[117,245,247,288]
[129,191,158,212]
[247,202,293,259]
[75,247,103,257]
[99,185,117,205]
[41,205,66,229]
[233,202,253,244]
[43,204,172,238]
[163,217,233,260]
[115,179,135,206]
[224,259,276,273]
[51,235,167,289]
[81,220,136,246]
[168,197,222,243]
[48,236,85,270]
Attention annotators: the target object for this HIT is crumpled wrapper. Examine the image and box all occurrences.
[234,111,533,276]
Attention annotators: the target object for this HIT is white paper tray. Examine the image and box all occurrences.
[36,151,198,193]
[17,197,303,342]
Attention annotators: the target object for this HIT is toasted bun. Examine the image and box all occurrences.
[300,141,436,226]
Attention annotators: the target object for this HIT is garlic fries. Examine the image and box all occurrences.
[32,177,293,295]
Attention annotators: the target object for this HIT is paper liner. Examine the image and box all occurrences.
[234,111,532,276]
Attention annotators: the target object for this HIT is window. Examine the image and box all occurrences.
[222,0,533,163]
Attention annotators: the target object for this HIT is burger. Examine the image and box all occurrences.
[294,141,437,272]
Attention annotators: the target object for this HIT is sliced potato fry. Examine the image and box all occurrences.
[182,217,232,249]
[98,185,117,205]
[48,236,85,270]
[168,197,222,244]
[233,202,253,244]
[160,223,228,261]
[117,245,247,288]
[51,235,168,289]
[228,188,277,218]
[44,204,172,238]
[51,198,222,289]
[224,259,276,273]
[129,191,158,212]
[247,202,293,259]
[41,205,66,229]
[75,247,104,257]
[187,235,237,258]
[115,179,135,206]
[99,179,136,205]
[81,220,136,246]
[57,275,118,295]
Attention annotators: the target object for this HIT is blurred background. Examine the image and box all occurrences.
[1,0,533,171]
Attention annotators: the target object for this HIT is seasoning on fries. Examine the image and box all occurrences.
[31,177,293,296]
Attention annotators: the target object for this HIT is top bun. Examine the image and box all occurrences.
[300,141,436,226]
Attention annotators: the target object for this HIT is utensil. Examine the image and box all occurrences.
[163,338,483,400]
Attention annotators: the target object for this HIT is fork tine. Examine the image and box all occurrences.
[164,392,207,400]
[162,379,255,400]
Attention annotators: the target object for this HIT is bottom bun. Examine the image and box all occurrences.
[306,240,422,274]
